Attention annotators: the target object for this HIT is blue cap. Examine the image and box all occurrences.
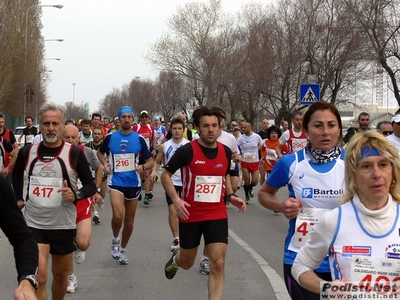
[118,106,133,119]
[153,115,160,120]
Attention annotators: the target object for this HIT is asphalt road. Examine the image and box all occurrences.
[0,177,293,300]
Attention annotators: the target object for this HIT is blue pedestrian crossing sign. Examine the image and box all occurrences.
[300,84,320,105]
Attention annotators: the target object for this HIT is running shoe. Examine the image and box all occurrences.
[249,188,254,198]
[66,274,77,293]
[74,250,85,264]
[199,258,210,275]
[92,211,100,224]
[111,239,121,260]
[99,199,105,209]
[170,237,179,251]
[245,197,250,205]
[143,195,150,205]
[165,247,180,279]
[118,250,128,265]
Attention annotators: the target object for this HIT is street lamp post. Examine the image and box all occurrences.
[72,83,76,104]
[24,4,63,121]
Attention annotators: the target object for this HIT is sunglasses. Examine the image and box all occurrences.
[382,131,393,135]
[231,124,237,126]
[140,115,148,118]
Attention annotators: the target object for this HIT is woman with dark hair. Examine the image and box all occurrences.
[260,126,287,177]
[258,101,344,300]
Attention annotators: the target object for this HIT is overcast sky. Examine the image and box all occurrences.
[40,0,276,114]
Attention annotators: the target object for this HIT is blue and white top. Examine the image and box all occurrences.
[266,148,345,272]
[100,130,151,187]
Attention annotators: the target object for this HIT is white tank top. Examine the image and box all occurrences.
[329,201,400,282]
[288,149,345,252]
[164,138,189,186]
[25,143,78,229]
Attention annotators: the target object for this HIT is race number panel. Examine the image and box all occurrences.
[29,176,63,207]
[288,208,329,250]
[194,176,222,203]
[114,153,135,172]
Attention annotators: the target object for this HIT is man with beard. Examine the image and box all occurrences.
[12,102,96,300]
[97,106,153,265]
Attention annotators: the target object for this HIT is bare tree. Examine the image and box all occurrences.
[125,78,155,117]
[0,0,47,118]
[147,0,236,104]
[344,0,400,107]
[295,0,370,108]
[153,71,185,121]
[0,1,26,115]
[254,0,308,126]
[64,102,87,122]
[98,88,126,118]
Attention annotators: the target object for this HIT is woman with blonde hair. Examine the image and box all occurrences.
[292,130,400,297]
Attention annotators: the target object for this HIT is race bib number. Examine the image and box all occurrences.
[291,138,308,152]
[26,135,34,143]
[265,149,277,160]
[114,153,135,172]
[29,176,63,207]
[243,152,257,161]
[350,256,400,297]
[289,208,329,250]
[194,176,222,203]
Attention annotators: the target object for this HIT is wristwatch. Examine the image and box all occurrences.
[96,187,101,193]
[19,275,39,290]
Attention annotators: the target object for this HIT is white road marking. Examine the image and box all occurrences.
[229,229,291,300]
